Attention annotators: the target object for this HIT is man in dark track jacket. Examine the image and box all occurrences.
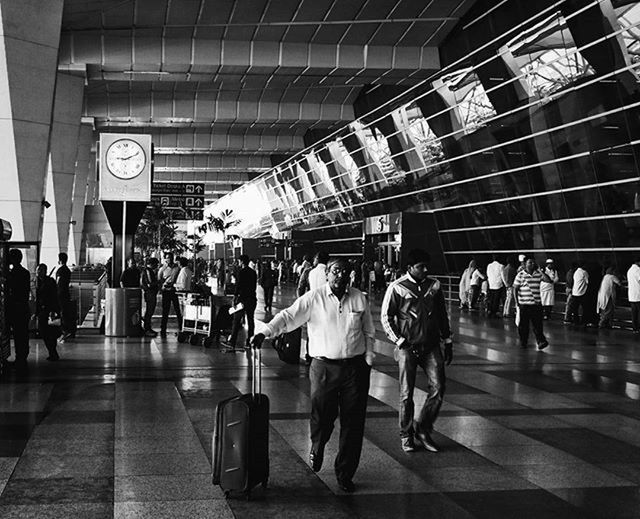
[381,249,453,454]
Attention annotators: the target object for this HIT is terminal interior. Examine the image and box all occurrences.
[0,0,640,517]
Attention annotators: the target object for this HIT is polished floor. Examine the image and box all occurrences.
[1,284,639,518]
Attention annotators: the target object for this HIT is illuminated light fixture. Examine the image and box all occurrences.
[122,70,170,75]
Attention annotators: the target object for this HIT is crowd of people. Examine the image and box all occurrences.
[457,254,640,332]
[5,251,77,373]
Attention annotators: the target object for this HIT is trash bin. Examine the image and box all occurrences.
[105,288,142,337]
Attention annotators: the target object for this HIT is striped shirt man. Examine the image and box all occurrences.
[513,269,543,305]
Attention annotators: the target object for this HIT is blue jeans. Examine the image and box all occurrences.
[398,346,445,438]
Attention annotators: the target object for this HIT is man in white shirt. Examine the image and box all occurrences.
[251,258,375,493]
[175,257,193,292]
[308,251,329,291]
[566,263,589,324]
[627,259,640,333]
[486,254,505,318]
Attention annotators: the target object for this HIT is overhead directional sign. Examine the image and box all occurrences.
[152,182,205,195]
[162,208,204,221]
[150,182,205,220]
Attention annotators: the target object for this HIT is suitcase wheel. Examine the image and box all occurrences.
[177,332,189,343]
[189,334,200,346]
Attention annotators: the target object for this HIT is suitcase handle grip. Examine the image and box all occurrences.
[252,344,261,398]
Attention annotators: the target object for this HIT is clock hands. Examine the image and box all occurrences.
[117,151,140,161]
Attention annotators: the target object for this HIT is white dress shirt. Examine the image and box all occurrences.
[308,263,327,291]
[175,267,193,291]
[264,285,375,359]
[572,268,589,297]
[627,264,640,302]
[486,261,505,289]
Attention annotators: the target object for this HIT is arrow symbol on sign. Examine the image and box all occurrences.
[195,185,203,193]
[194,198,203,207]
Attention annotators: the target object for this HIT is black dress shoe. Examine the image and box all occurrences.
[337,478,355,493]
[414,431,440,453]
[309,450,323,472]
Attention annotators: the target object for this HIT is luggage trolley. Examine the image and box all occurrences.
[177,292,215,348]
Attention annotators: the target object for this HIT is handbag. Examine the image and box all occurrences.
[48,313,62,327]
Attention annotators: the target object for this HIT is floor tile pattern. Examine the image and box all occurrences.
[0,284,638,517]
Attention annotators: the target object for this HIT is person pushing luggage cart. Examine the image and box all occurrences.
[251,257,375,493]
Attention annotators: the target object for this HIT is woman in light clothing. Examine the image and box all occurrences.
[597,267,621,329]
[459,260,476,310]
[540,259,560,319]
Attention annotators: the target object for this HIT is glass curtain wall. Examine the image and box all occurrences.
[206,0,640,274]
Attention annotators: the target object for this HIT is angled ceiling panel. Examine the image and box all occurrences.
[61,0,474,205]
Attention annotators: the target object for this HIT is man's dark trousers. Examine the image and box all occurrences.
[160,289,181,333]
[7,309,29,362]
[309,355,371,483]
[144,290,158,331]
[518,304,546,347]
[487,288,503,316]
[229,298,256,346]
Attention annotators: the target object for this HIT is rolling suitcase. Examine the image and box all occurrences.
[272,327,302,364]
[212,345,269,499]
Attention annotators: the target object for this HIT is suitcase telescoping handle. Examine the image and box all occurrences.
[251,343,262,399]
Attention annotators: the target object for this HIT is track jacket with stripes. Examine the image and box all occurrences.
[381,273,452,350]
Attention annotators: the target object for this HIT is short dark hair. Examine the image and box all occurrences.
[178,257,188,267]
[406,249,430,267]
[239,254,249,265]
[316,251,329,264]
[8,248,22,264]
[58,252,68,263]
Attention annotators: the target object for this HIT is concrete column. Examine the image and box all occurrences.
[68,124,94,265]
[40,73,85,268]
[0,0,63,242]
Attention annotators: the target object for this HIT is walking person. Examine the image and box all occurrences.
[259,260,277,313]
[513,256,551,350]
[381,249,453,454]
[35,263,61,361]
[486,255,504,318]
[502,256,517,317]
[251,258,375,492]
[626,259,640,333]
[566,262,589,324]
[597,267,621,329]
[141,257,159,337]
[228,254,257,349]
[459,260,475,310]
[540,259,559,319]
[158,252,181,338]
[6,248,31,372]
[55,252,75,341]
[469,264,485,311]
[563,262,578,323]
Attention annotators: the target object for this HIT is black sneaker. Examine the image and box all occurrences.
[337,478,355,493]
[536,341,549,351]
[309,449,323,472]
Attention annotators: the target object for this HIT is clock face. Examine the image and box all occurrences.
[105,139,146,180]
